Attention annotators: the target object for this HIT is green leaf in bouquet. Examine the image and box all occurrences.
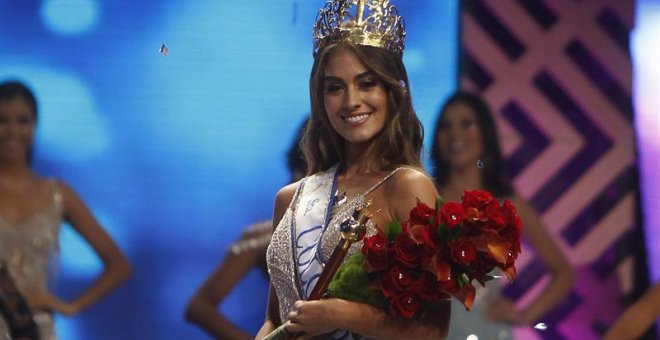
[446,224,461,241]
[384,220,403,242]
[435,196,445,211]
[457,272,470,287]
[437,223,448,240]
[327,253,387,310]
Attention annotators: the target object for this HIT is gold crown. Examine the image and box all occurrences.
[313,0,406,56]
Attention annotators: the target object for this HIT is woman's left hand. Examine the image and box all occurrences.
[485,297,522,324]
[26,290,79,316]
[285,299,345,339]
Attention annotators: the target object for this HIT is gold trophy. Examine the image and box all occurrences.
[263,204,372,340]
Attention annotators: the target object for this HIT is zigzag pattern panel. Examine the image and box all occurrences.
[458,1,637,339]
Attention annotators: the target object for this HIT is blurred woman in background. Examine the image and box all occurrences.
[184,119,307,340]
[431,91,574,339]
[0,80,131,339]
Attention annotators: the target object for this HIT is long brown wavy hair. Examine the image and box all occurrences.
[302,43,424,175]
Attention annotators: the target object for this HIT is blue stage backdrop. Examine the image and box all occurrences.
[0,1,458,339]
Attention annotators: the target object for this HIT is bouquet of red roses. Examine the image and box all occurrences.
[327,190,522,319]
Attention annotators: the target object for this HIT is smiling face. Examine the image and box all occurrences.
[322,48,389,147]
[436,102,483,170]
[0,96,36,164]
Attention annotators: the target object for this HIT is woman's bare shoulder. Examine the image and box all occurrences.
[272,179,304,226]
[382,167,437,221]
[386,167,437,200]
[275,180,302,208]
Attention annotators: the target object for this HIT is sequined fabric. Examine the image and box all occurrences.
[0,180,62,340]
[266,166,406,334]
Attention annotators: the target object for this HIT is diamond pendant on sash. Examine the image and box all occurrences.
[334,189,348,206]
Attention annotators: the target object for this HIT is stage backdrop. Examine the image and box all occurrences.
[457,0,646,339]
[0,1,458,339]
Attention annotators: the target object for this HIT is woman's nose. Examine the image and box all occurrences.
[447,125,461,139]
[343,86,361,111]
[6,122,21,135]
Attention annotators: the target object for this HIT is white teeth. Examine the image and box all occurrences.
[344,114,369,123]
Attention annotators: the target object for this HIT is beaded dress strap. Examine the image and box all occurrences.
[49,179,64,217]
[360,166,412,197]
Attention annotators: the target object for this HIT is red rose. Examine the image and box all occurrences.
[484,200,505,226]
[462,190,494,210]
[387,266,416,292]
[377,266,415,298]
[377,271,396,298]
[361,232,390,272]
[392,235,423,268]
[413,272,448,302]
[499,226,521,259]
[500,200,522,256]
[501,200,522,231]
[409,200,435,226]
[470,254,499,279]
[438,202,465,229]
[450,237,477,266]
[389,292,421,319]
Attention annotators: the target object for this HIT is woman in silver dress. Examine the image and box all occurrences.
[0,80,131,339]
[256,1,450,339]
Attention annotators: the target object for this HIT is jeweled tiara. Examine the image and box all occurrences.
[312,0,406,56]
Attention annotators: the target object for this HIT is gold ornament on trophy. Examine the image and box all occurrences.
[313,0,406,56]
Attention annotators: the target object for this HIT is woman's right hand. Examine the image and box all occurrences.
[285,299,344,338]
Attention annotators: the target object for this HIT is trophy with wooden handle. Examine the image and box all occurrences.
[263,204,372,340]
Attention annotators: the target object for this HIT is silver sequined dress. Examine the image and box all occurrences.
[447,282,512,340]
[0,180,62,340]
[266,165,405,339]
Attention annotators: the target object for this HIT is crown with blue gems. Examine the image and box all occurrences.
[312,0,406,56]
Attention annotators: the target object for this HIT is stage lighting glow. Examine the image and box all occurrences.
[58,224,103,276]
[41,0,100,35]
[632,4,660,147]
[52,316,80,340]
[57,212,129,278]
[404,48,426,73]
[633,0,660,283]
[34,72,110,161]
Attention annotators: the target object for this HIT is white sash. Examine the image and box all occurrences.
[292,165,340,300]
[290,165,409,340]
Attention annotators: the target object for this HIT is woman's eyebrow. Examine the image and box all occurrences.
[323,75,342,83]
[354,71,374,80]
[323,71,373,83]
